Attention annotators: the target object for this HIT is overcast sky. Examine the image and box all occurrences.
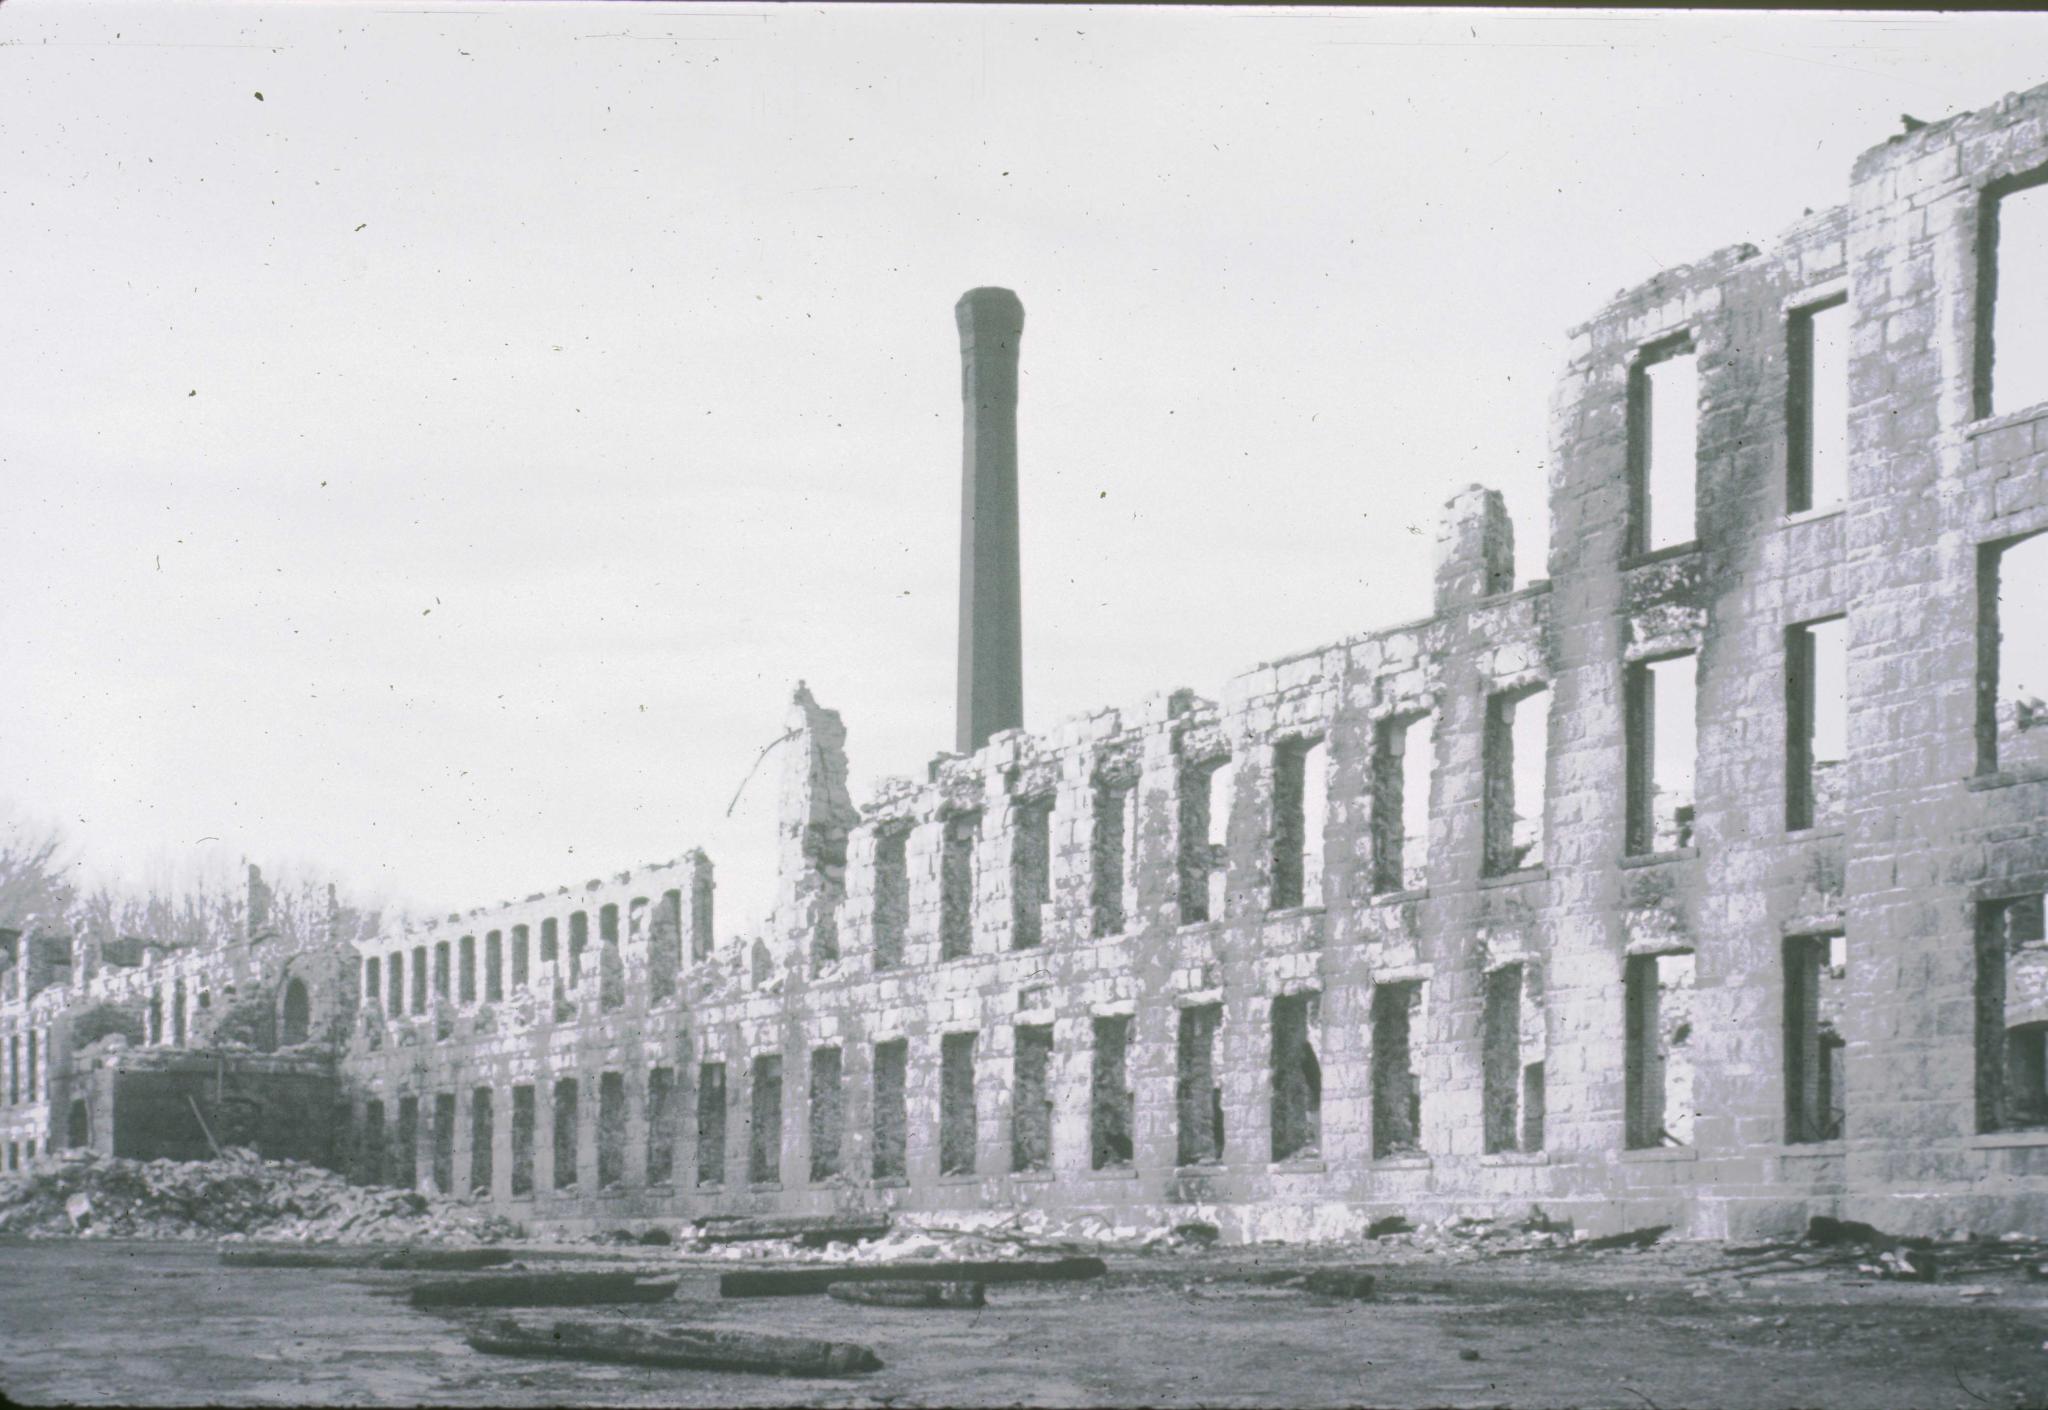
[3,3,2043,935]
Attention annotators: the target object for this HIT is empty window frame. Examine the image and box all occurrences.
[689,861,715,963]
[597,1071,626,1188]
[484,931,503,1002]
[645,1067,676,1185]
[1090,776,1134,938]
[1628,336,1700,554]
[1372,713,1435,893]
[1482,963,1546,1154]
[599,902,619,948]
[1090,1015,1134,1170]
[695,1062,727,1186]
[1978,171,2048,420]
[1624,951,1697,1149]
[871,1039,908,1180]
[1270,736,1328,910]
[458,935,476,1004]
[939,812,979,960]
[510,925,530,991]
[939,1033,978,1176]
[872,826,910,970]
[567,911,588,982]
[510,1084,535,1196]
[1625,653,1698,855]
[1010,796,1053,949]
[388,951,404,1015]
[650,891,681,1003]
[1178,755,1233,925]
[394,1094,419,1189]
[1787,618,1849,830]
[1270,992,1322,1162]
[359,1099,386,1186]
[808,1047,843,1182]
[1784,934,1848,1144]
[470,1087,494,1195]
[748,1054,783,1185]
[1483,687,1549,875]
[431,1093,455,1194]
[1011,1024,1054,1173]
[539,917,559,969]
[1788,295,1850,513]
[551,1077,579,1189]
[364,956,381,1009]
[1978,531,2048,775]
[433,941,451,1001]
[1371,981,1424,1158]
[1977,894,2048,1134]
[410,945,427,1012]
[1176,1003,1225,1166]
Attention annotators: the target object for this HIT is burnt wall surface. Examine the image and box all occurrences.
[10,84,2048,1244]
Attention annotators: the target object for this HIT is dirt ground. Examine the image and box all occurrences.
[3,1238,2046,1408]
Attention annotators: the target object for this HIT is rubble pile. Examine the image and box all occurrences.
[0,1149,526,1245]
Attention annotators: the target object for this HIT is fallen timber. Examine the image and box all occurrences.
[410,1271,680,1309]
[221,1246,516,1272]
[826,1279,987,1308]
[466,1316,882,1377]
[691,1213,892,1246]
[720,1256,1107,1299]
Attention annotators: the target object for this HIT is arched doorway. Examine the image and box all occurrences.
[281,978,310,1046]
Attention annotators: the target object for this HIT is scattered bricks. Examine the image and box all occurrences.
[719,1257,1106,1299]
[826,1280,987,1309]
[408,1272,680,1309]
[692,1213,891,1246]
[1301,1268,1378,1300]
[466,1316,882,1377]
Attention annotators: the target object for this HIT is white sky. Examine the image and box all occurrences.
[3,4,2044,935]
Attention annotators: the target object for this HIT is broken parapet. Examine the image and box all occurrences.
[1435,484,1515,610]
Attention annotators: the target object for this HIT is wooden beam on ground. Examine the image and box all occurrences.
[826,1280,986,1308]
[410,1271,679,1309]
[466,1316,882,1376]
[692,1213,892,1246]
[720,1256,1105,1299]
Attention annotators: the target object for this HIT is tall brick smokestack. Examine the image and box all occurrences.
[955,287,1025,754]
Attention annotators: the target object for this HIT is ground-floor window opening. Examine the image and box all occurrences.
[395,1094,419,1189]
[748,1054,783,1185]
[359,1100,386,1186]
[1979,531,2048,775]
[1271,991,1322,1162]
[552,1077,579,1189]
[1483,964,1545,1153]
[510,1085,535,1197]
[1012,1024,1054,1172]
[1372,981,1424,1158]
[872,1039,908,1179]
[809,1047,843,1182]
[940,1032,978,1175]
[1177,1003,1224,1166]
[1784,934,1847,1143]
[646,1067,676,1185]
[1625,951,1697,1148]
[1091,1015,1134,1170]
[695,1062,726,1185]
[470,1087,494,1195]
[597,1071,626,1188]
[1978,894,2048,1133]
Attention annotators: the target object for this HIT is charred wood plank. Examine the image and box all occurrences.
[720,1256,1105,1298]
[825,1280,986,1308]
[466,1316,881,1376]
[692,1213,892,1246]
[410,1271,679,1308]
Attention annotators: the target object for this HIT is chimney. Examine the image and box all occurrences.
[955,286,1026,754]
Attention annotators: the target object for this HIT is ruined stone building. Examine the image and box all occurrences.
[6,84,2048,1240]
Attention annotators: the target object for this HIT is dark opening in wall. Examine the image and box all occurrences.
[1270,991,1322,1162]
[1483,965,1529,1153]
[281,977,310,1046]
[940,812,980,960]
[568,911,588,983]
[1090,1015,1134,1170]
[552,1077,579,1190]
[1090,777,1132,938]
[1787,618,1849,831]
[365,956,381,1010]
[1978,170,2048,420]
[1176,1003,1224,1166]
[1784,934,1847,1144]
[434,940,451,1001]
[1628,334,1699,554]
[1625,654,1698,855]
[651,891,681,1003]
[872,1039,908,1180]
[1976,894,2048,1133]
[599,903,618,947]
[873,827,909,970]
[66,1098,86,1148]
[696,1062,726,1186]
[1483,688,1549,875]
[173,979,187,1046]
[26,1030,38,1097]
[388,952,404,1015]
[1270,737,1328,910]
[646,1066,676,1185]
[1011,796,1053,949]
[395,1094,419,1190]
[411,945,427,1012]
[1372,714,1434,893]
[431,1092,455,1194]
[1371,981,1423,1158]
[539,918,558,968]
[1625,951,1697,1148]
[511,925,530,991]
[689,858,715,963]
[1788,295,1850,513]
[453,936,472,1004]
[596,1072,626,1188]
[749,1054,783,1185]
[1178,755,1232,925]
[484,931,503,1002]
[809,1047,843,1182]
[510,1085,535,1196]
[359,1099,385,1186]
[940,1032,978,1175]
[470,1087,494,1195]
[1978,531,2048,775]
[1522,1062,1546,1153]
[147,990,161,1044]
[6,1034,16,1103]
[1012,1024,1054,1172]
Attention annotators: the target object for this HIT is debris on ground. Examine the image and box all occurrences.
[1301,1269,1377,1300]
[221,1246,515,1271]
[721,1256,1107,1299]
[694,1213,892,1246]
[1578,1224,1671,1253]
[825,1279,986,1308]
[409,1271,680,1309]
[1367,1215,1415,1238]
[466,1315,882,1376]
[0,1149,525,1245]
